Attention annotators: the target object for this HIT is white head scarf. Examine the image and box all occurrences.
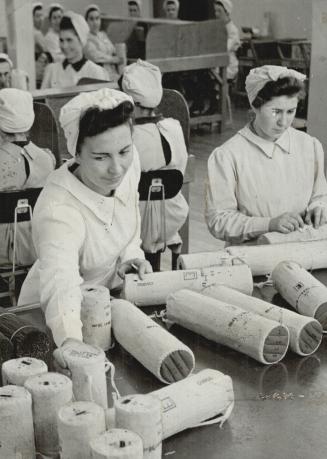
[48,3,63,16]
[32,2,43,11]
[0,53,13,69]
[63,11,90,47]
[245,65,307,105]
[0,88,34,133]
[122,59,163,108]
[128,0,142,8]
[85,4,100,18]
[59,88,134,156]
[163,0,180,11]
[216,0,233,15]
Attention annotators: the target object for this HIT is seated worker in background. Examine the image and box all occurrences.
[18,88,152,346]
[84,4,121,82]
[42,11,108,89]
[0,89,55,265]
[213,0,240,81]
[44,3,65,63]
[163,0,180,19]
[0,54,29,90]
[122,60,189,271]
[35,51,53,89]
[206,66,327,244]
[128,0,142,17]
[33,2,47,55]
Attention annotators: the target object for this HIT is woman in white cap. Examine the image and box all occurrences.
[206,65,327,244]
[0,54,29,90]
[122,59,189,270]
[128,0,142,17]
[44,3,65,63]
[84,4,121,82]
[18,88,152,346]
[162,0,180,20]
[33,2,46,55]
[213,0,240,81]
[42,11,108,89]
[0,88,55,265]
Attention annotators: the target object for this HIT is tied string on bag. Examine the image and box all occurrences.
[105,359,121,400]
[190,400,235,429]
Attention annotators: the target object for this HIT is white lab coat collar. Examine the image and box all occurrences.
[238,124,291,158]
[49,153,135,223]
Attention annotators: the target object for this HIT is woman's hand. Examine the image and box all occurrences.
[269,212,305,233]
[118,258,153,281]
[304,206,327,228]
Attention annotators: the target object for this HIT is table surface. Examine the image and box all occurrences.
[14,269,327,459]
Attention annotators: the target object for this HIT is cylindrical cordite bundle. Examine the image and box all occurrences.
[55,341,108,408]
[257,224,327,245]
[177,250,233,269]
[24,372,73,456]
[90,429,143,459]
[0,307,52,363]
[111,299,195,384]
[151,368,234,439]
[272,261,327,330]
[0,385,35,459]
[166,289,289,364]
[122,263,253,306]
[2,357,48,386]
[81,286,111,351]
[227,240,327,276]
[202,285,323,356]
[115,394,162,459]
[58,401,106,459]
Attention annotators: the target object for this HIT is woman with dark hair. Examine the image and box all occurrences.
[42,11,107,88]
[44,3,64,62]
[84,4,121,82]
[206,65,327,244]
[33,2,46,54]
[18,88,152,347]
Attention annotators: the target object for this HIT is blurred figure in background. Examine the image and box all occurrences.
[84,4,121,82]
[128,0,142,18]
[44,3,65,63]
[213,0,240,81]
[33,2,46,54]
[42,11,107,89]
[0,54,29,90]
[163,0,180,19]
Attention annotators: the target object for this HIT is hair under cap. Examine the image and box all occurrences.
[62,11,90,46]
[215,0,233,15]
[59,88,134,156]
[163,0,180,10]
[0,88,34,133]
[85,3,100,17]
[128,0,142,8]
[245,65,306,105]
[0,53,13,69]
[122,59,163,109]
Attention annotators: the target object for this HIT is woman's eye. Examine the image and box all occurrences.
[120,150,128,156]
[94,157,105,161]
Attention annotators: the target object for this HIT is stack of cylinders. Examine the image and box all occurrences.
[227,240,327,276]
[202,285,323,356]
[0,385,35,459]
[58,401,106,459]
[151,368,234,439]
[2,357,48,386]
[257,224,327,244]
[177,250,233,269]
[90,429,143,459]
[122,263,253,306]
[24,372,73,456]
[272,261,327,330]
[81,286,111,351]
[59,341,108,408]
[166,289,290,364]
[111,299,195,384]
[115,394,162,459]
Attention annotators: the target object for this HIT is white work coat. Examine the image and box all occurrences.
[133,117,189,252]
[205,124,327,244]
[41,59,107,89]
[0,141,55,265]
[84,31,119,81]
[18,150,144,346]
[44,28,64,63]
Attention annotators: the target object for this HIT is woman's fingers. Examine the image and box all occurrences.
[118,258,152,280]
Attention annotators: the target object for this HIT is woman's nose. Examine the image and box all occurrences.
[109,158,122,174]
[277,112,288,127]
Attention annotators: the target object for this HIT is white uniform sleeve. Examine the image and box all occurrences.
[87,62,109,81]
[307,137,327,210]
[227,23,241,53]
[33,204,86,346]
[41,63,54,89]
[84,40,110,64]
[44,34,64,63]
[120,150,145,262]
[205,147,270,243]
